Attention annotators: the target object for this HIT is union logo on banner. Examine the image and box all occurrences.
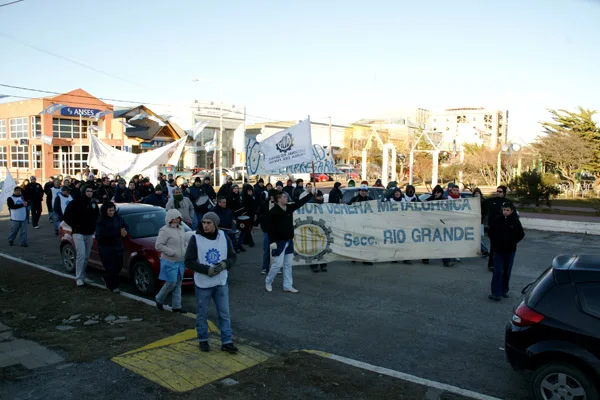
[275,132,294,154]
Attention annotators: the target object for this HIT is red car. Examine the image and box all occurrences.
[59,203,195,295]
[310,173,331,182]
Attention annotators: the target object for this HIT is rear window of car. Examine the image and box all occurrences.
[121,211,191,239]
[525,267,555,308]
[577,283,600,319]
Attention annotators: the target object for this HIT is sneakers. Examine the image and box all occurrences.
[76,279,85,287]
[261,269,267,275]
[112,288,121,294]
[156,302,165,311]
[83,278,94,285]
[265,282,272,292]
[34,225,40,229]
[221,343,239,354]
[284,287,299,293]
[199,341,210,352]
[172,308,187,314]
[488,294,501,301]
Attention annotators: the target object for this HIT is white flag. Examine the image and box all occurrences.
[258,118,313,170]
[190,121,209,139]
[128,112,148,122]
[147,115,167,127]
[120,120,135,129]
[40,104,66,114]
[0,170,18,212]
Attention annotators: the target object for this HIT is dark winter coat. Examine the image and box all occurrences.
[488,214,525,253]
[95,185,114,202]
[242,193,258,220]
[258,200,272,232]
[328,187,343,204]
[95,212,128,249]
[143,193,167,208]
[483,197,508,222]
[292,186,304,202]
[63,196,100,235]
[214,205,235,230]
[227,192,244,218]
[24,182,44,202]
[348,194,372,204]
[283,185,294,199]
[266,193,313,243]
[139,183,154,199]
[217,182,233,198]
[201,183,216,201]
[187,185,208,212]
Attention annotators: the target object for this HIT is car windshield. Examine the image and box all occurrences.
[341,188,385,203]
[121,210,191,239]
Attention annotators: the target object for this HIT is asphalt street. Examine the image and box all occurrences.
[1,212,598,399]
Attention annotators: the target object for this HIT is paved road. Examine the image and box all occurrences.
[1,213,598,399]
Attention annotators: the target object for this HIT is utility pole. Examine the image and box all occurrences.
[328,116,332,151]
[218,101,223,186]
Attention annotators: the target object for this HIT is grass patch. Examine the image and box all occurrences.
[549,198,600,208]
[518,207,600,217]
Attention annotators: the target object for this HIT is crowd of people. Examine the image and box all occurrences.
[6,170,525,353]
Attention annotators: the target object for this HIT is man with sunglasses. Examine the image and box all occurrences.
[483,185,511,271]
[64,185,100,287]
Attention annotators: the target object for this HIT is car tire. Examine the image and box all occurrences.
[531,363,599,400]
[130,260,157,295]
[61,244,76,273]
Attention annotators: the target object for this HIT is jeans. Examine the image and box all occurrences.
[8,220,27,245]
[480,224,489,253]
[156,274,183,309]
[262,232,270,272]
[265,240,294,289]
[491,251,516,297]
[53,212,61,233]
[30,201,42,227]
[195,284,232,344]
[192,210,204,231]
[99,245,123,290]
[74,233,94,282]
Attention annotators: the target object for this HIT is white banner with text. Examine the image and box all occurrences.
[291,198,481,264]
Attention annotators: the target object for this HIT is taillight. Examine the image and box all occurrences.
[512,302,545,327]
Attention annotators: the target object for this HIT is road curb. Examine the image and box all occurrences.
[521,217,600,235]
[304,350,503,400]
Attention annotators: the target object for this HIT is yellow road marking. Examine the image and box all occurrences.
[112,329,271,392]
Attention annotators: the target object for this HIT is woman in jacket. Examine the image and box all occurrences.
[488,201,524,301]
[155,209,188,313]
[95,202,128,293]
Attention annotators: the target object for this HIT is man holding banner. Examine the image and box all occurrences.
[264,190,313,293]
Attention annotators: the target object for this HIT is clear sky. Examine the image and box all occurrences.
[0,0,599,142]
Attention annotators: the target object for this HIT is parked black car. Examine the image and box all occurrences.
[505,254,600,400]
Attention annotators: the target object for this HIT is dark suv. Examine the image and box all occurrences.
[505,255,600,400]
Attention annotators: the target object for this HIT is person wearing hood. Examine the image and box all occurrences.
[283,179,294,199]
[488,201,524,301]
[166,187,195,228]
[184,212,238,354]
[389,187,403,202]
[217,175,234,198]
[155,209,188,313]
[43,176,56,220]
[95,202,128,293]
[373,178,384,188]
[70,180,82,201]
[328,182,343,204]
[402,185,420,203]
[7,187,28,247]
[139,178,154,200]
[53,186,73,235]
[242,185,258,247]
[95,176,114,203]
[24,176,44,229]
[253,178,266,201]
[262,182,273,202]
[144,185,167,208]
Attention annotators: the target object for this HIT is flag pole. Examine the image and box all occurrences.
[308,115,315,189]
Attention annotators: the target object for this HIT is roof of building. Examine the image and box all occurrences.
[113,105,183,141]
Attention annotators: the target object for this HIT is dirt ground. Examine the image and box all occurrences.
[0,260,472,400]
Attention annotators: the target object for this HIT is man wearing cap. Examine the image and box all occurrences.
[275,181,291,202]
[201,177,216,203]
[24,176,44,229]
[53,186,73,235]
[144,185,167,208]
[264,188,313,293]
[283,179,294,199]
[64,185,100,287]
[348,184,372,204]
[253,178,266,201]
[328,182,343,204]
[7,186,28,247]
[184,211,238,354]
[442,182,455,199]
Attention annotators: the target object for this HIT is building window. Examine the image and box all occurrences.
[9,117,28,138]
[484,114,492,123]
[52,145,89,175]
[10,145,29,168]
[52,118,98,139]
[32,145,42,169]
[0,120,6,139]
[53,146,60,169]
[457,116,467,123]
[0,146,6,167]
[30,116,42,137]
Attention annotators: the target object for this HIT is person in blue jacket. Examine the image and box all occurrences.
[143,185,167,208]
[95,202,128,293]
